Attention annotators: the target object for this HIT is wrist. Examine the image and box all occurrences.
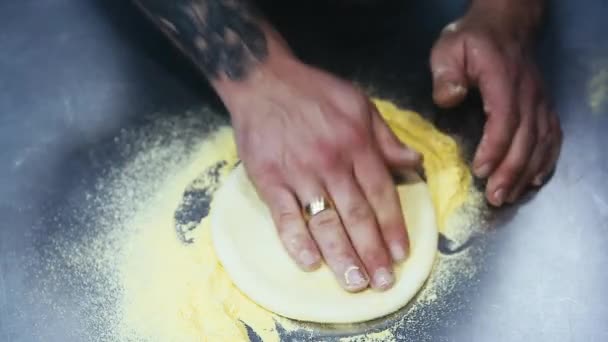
[212,28,298,113]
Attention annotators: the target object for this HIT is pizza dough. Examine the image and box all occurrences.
[210,165,438,323]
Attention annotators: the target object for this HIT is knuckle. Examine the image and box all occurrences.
[249,160,280,182]
[361,249,389,267]
[465,30,490,48]
[279,232,308,255]
[276,211,301,233]
[333,90,368,117]
[370,181,393,201]
[345,203,374,224]
[509,111,522,130]
[502,158,526,178]
[487,128,515,151]
[537,127,552,146]
[489,110,520,134]
[510,61,524,75]
[340,123,369,151]
[531,80,544,99]
[314,147,341,171]
[303,139,337,168]
[381,215,406,237]
[334,253,358,269]
[310,210,341,232]
[528,128,538,146]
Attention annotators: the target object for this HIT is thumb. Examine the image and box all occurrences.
[430,26,469,108]
[371,105,422,169]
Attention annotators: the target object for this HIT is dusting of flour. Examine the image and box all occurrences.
[30,101,487,341]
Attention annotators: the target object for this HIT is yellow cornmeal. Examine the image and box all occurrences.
[588,59,608,115]
[117,127,284,341]
[115,99,477,341]
[115,127,275,341]
[374,99,471,230]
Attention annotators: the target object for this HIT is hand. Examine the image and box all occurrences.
[430,8,562,206]
[218,56,421,292]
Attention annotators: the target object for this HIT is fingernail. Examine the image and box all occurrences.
[299,250,320,270]
[373,268,395,290]
[474,163,492,178]
[533,174,544,186]
[390,243,407,262]
[493,188,506,206]
[344,266,368,289]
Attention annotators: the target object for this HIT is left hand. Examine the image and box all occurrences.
[429,8,563,206]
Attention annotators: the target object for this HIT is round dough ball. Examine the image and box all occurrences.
[210,165,438,323]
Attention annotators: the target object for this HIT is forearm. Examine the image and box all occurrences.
[132,0,294,93]
[468,0,545,42]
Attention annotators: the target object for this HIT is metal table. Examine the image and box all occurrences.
[1,0,607,341]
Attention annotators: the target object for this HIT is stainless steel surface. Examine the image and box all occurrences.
[1,0,607,341]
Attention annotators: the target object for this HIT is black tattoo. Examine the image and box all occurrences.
[134,0,268,80]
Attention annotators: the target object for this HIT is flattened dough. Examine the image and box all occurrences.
[210,165,438,323]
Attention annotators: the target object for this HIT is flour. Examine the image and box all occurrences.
[588,58,608,115]
[31,100,486,341]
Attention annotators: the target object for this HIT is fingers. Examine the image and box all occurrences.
[430,22,469,108]
[370,105,422,169]
[292,176,371,292]
[428,20,563,205]
[258,184,322,271]
[325,169,395,290]
[353,150,410,264]
[485,77,537,206]
[506,100,551,202]
[470,49,519,179]
[483,63,563,204]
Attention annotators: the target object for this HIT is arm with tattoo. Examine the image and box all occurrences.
[133,0,274,82]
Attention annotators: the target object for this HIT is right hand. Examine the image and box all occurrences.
[216,56,422,292]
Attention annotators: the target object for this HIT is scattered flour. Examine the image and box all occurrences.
[30,100,487,341]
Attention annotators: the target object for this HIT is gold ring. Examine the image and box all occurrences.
[303,197,334,221]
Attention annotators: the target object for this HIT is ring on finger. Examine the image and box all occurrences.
[303,196,334,222]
